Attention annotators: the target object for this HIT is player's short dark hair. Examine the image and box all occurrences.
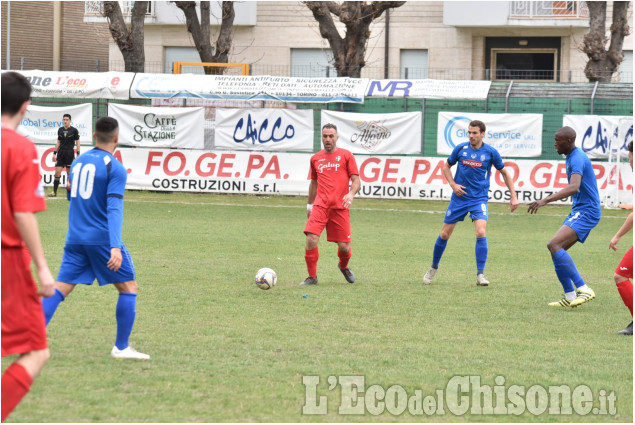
[322,123,338,132]
[94,116,119,144]
[469,120,486,133]
[629,140,633,153]
[1,71,32,116]
[63,113,71,120]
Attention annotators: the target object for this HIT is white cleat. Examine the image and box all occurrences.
[111,346,150,360]
[476,274,490,286]
[423,267,437,285]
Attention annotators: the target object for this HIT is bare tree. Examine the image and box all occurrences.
[174,1,235,74]
[304,1,406,78]
[103,1,148,72]
[583,1,631,82]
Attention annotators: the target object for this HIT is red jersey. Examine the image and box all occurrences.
[309,148,359,209]
[1,125,46,248]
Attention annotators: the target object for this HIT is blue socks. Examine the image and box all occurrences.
[475,237,488,274]
[552,249,585,293]
[431,236,448,269]
[115,293,137,350]
[42,288,65,325]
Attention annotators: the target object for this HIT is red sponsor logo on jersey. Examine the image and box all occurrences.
[462,159,483,168]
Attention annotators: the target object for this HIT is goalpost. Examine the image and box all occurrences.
[604,117,633,209]
[173,62,250,75]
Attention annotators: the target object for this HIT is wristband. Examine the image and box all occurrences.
[53,151,58,155]
[307,204,313,210]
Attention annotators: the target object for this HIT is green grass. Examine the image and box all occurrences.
[3,191,633,422]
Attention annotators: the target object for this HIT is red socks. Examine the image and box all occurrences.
[2,363,33,421]
[338,249,352,269]
[305,247,318,278]
[617,280,633,316]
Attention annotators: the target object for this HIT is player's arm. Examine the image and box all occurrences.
[609,211,633,251]
[53,139,60,159]
[527,173,581,214]
[75,135,81,158]
[307,179,317,218]
[342,174,360,208]
[106,194,124,271]
[14,212,55,297]
[499,167,519,212]
[443,160,465,196]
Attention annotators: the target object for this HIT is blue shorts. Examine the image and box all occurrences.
[444,198,489,224]
[57,244,136,286]
[563,210,600,243]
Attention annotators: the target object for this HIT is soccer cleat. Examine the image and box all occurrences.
[299,276,318,286]
[48,191,57,197]
[548,297,576,308]
[111,346,150,360]
[569,287,595,307]
[476,274,490,286]
[618,321,633,335]
[423,267,437,285]
[339,266,355,283]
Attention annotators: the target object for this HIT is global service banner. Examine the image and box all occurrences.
[9,70,134,99]
[321,110,422,154]
[18,103,93,145]
[437,112,543,157]
[214,108,314,151]
[108,103,205,149]
[563,115,633,159]
[36,147,632,206]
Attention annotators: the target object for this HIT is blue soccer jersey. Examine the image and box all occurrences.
[566,147,601,218]
[65,148,127,248]
[447,142,505,204]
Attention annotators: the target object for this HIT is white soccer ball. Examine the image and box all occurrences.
[255,268,277,290]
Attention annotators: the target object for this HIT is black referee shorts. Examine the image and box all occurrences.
[55,149,75,169]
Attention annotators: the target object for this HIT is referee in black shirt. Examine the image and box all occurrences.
[50,113,80,197]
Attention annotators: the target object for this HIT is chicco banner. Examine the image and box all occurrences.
[108,103,205,149]
[437,112,542,157]
[18,103,93,145]
[320,110,422,154]
[214,108,314,151]
[563,115,633,159]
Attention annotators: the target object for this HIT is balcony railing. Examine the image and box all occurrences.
[510,1,589,18]
[85,1,154,17]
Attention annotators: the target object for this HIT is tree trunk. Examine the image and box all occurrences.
[583,1,631,82]
[103,1,147,73]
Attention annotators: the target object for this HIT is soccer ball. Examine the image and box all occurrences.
[255,268,277,290]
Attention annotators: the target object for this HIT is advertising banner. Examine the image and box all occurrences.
[215,108,314,151]
[18,103,92,145]
[366,79,491,99]
[563,115,633,159]
[437,112,543,157]
[9,70,134,99]
[108,103,205,149]
[36,147,632,206]
[321,110,422,154]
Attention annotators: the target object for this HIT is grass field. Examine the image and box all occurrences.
[3,191,633,422]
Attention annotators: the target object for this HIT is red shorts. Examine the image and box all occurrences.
[1,248,48,357]
[304,205,351,243]
[615,246,633,279]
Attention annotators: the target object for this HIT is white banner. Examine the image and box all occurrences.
[36,147,632,206]
[7,70,134,99]
[563,115,634,159]
[108,103,205,149]
[214,108,314,151]
[437,112,543,157]
[321,110,422,154]
[17,103,93,145]
[366,79,491,99]
[130,73,368,103]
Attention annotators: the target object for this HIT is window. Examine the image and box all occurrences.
[618,51,633,83]
[290,49,336,78]
[400,50,428,79]
[491,48,557,81]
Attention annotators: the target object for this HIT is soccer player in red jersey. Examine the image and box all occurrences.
[1,71,55,422]
[609,140,633,335]
[301,123,360,286]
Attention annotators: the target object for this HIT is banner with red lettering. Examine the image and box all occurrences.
[321,110,422,154]
[214,108,314,151]
[563,115,633,159]
[36,147,632,206]
[18,103,93,145]
[9,70,134,99]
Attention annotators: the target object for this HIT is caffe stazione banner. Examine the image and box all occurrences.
[321,110,422,154]
[214,108,314,151]
[563,115,633,159]
[108,103,205,149]
[437,112,543,157]
[17,103,93,145]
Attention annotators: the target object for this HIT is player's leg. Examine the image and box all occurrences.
[424,202,465,284]
[110,280,149,359]
[302,206,328,285]
[326,209,355,283]
[50,165,63,197]
[473,218,489,286]
[547,225,587,307]
[615,247,633,334]
[41,281,76,325]
[1,349,50,422]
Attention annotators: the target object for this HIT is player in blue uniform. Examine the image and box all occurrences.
[528,126,601,308]
[41,117,149,359]
[423,120,519,286]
